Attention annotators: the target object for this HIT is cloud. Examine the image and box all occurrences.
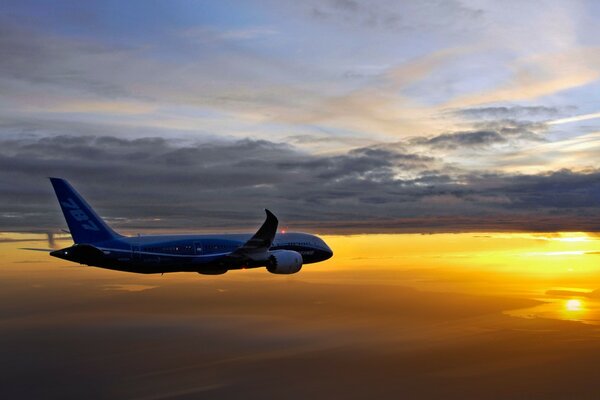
[0,2,599,235]
[548,111,600,125]
[1,14,588,149]
[1,134,600,234]
[445,48,600,108]
[0,22,139,100]
[305,0,483,33]
[0,20,311,132]
[545,288,600,298]
[404,120,547,151]
[180,26,278,42]
[456,106,563,120]
[271,47,473,137]
[491,131,600,174]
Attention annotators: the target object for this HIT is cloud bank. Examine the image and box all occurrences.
[2,134,599,234]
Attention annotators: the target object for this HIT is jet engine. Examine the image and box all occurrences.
[267,250,303,274]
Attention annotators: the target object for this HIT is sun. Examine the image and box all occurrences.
[565,299,582,311]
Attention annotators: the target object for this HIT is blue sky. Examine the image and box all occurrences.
[2,0,600,233]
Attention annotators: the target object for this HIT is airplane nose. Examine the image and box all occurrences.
[323,245,333,260]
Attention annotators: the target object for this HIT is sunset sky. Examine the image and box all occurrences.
[2,0,600,233]
[3,1,600,399]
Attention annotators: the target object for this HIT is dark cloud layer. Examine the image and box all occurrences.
[306,0,483,33]
[1,134,599,234]
[457,105,565,120]
[409,120,547,149]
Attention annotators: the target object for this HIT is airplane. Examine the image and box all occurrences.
[43,178,333,275]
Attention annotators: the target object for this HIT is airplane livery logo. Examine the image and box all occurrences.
[61,197,100,231]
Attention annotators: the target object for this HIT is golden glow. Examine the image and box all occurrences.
[6,230,600,324]
[554,236,592,243]
[565,299,583,311]
[526,251,586,256]
[321,231,600,276]
[311,231,600,303]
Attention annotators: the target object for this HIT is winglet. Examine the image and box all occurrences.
[230,209,279,256]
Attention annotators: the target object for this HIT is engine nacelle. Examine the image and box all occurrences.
[267,250,303,274]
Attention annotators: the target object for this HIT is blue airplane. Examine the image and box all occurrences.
[46,178,333,275]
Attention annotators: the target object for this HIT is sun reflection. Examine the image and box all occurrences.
[565,299,583,312]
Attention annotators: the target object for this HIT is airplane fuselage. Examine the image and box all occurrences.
[51,231,332,274]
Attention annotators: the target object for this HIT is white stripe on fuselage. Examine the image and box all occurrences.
[96,247,231,258]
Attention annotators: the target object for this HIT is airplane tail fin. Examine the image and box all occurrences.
[49,178,122,244]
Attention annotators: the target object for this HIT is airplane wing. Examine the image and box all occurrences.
[226,209,278,262]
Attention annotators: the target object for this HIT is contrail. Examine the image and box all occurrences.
[548,112,600,125]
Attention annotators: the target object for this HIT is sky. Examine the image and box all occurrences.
[2,0,600,234]
[4,1,600,399]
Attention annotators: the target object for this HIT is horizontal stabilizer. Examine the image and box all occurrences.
[50,243,106,264]
[20,248,55,252]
